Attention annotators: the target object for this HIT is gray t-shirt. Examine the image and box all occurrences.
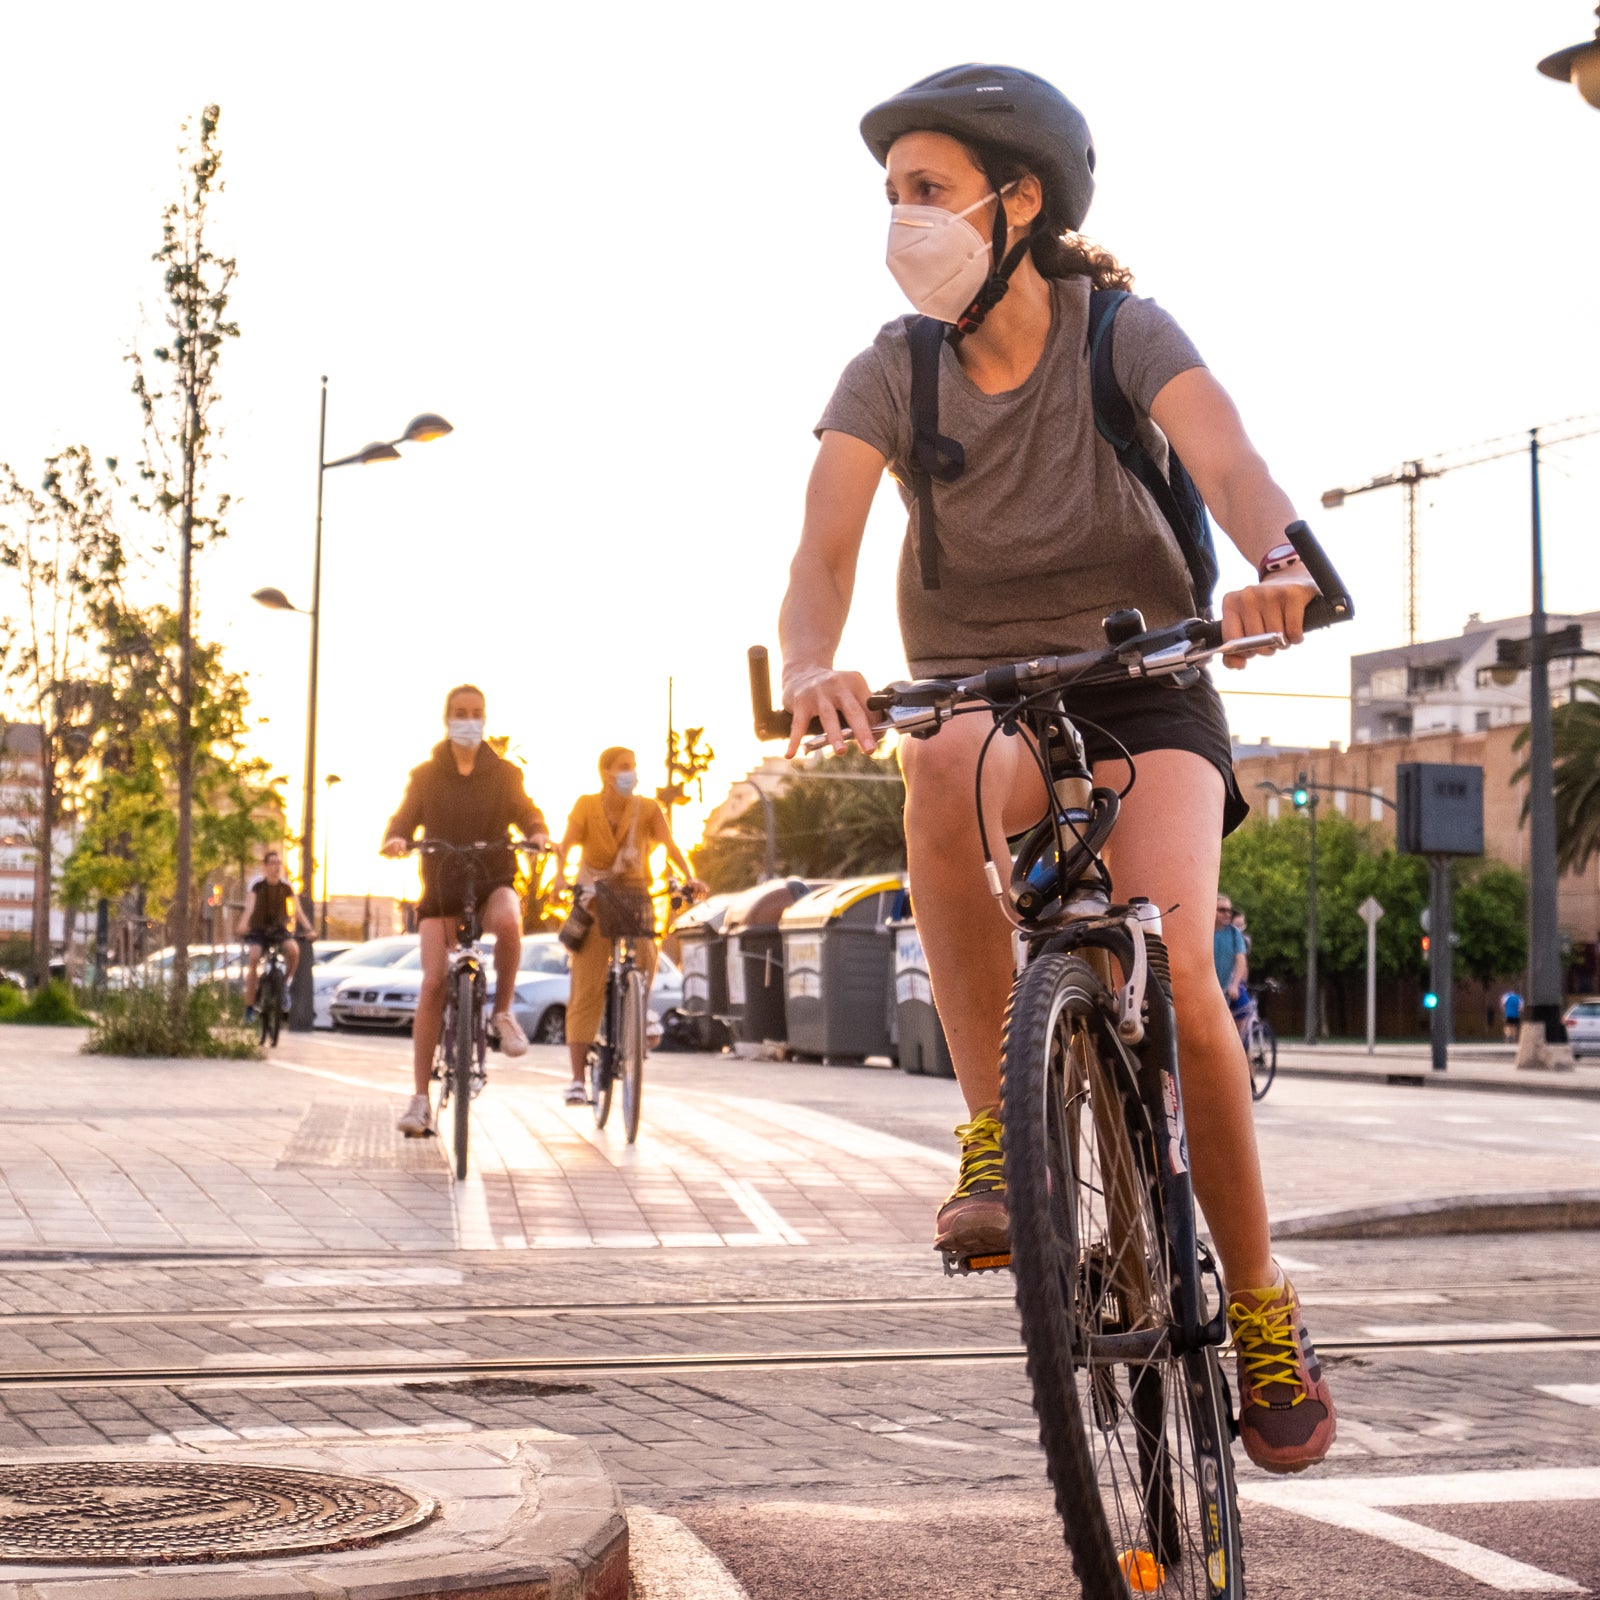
[816,274,1206,677]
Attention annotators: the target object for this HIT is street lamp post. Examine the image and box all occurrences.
[739,780,779,880]
[320,773,342,940]
[254,379,452,1029]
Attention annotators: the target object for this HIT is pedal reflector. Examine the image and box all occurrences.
[967,1252,1012,1272]
[1118,1549,1166,1592]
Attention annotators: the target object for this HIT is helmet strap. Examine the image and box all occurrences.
[951,180,1028,343]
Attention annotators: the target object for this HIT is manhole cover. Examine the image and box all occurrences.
[0,1460,436,1565]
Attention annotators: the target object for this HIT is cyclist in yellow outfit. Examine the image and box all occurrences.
[550,747,705,1105]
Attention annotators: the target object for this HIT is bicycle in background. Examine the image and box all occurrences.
[1233,979,1280,1101]
[411,838,546,1180]
[254,932,290,1048]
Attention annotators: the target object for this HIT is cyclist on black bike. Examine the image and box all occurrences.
[1215,892,1251,1024]
[241,848,312,1024]
[777,64,1334,1474]
[381,685,549,1136]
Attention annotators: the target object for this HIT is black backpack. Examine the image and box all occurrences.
[905,288,1220,617]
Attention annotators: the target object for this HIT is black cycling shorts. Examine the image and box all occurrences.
[244,929,292,948]
[1053,672,1249,837]
[417,874,516,923]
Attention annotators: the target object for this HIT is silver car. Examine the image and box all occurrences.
[330,934,683,1043]
[318,935,420,1029]
[1564,999,1600,1060]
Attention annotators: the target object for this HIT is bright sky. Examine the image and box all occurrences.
[2,1,1597,901]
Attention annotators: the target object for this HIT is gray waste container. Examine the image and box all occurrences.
[889,913,956,1078]
[780,876,902,1064]
[674,893,733,1051]
[718,879,812,1045]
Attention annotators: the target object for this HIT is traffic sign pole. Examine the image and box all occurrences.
[1358,896,1385,1055]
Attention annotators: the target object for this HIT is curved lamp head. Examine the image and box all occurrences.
[402,413,453,443]
[325,773,343,788]
[251,586,300,613]
[353,440,403,464]
[1539,8,1600,108]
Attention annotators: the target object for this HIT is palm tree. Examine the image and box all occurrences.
[1512,680,1600,873]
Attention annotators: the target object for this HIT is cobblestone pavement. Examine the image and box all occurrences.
[2,1024,1598,1256]
[4,1025,1600,1594]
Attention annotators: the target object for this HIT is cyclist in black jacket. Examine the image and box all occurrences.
[241,848,313,1023]
[382,685,548,1135]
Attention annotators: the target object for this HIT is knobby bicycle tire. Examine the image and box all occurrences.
[452,967,475,1180]
[620,967,648,1145]
[1248,1020,1277,1102]
[1001,952,1243,1599]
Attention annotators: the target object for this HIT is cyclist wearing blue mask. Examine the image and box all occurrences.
[382,684,548,1135]
[777,64,1334,1475]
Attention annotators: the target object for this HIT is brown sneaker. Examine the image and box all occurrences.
[934,1111,1009,1258]
[1227,1272,1337,1474]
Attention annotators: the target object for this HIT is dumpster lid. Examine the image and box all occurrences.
[779,875,903,931]
[722,878,813,934]
[674,893,733,935]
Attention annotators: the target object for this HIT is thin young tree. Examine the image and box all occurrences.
[127,105,239,1005]
[0,447,117,987]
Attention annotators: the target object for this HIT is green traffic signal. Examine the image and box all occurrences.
[1422,992,1439,1010]
[1292,787,1310,807]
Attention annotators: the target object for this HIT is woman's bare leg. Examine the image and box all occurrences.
[412,919,452,1096]
[1095,749,1274,1292]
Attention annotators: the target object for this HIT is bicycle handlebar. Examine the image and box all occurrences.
[408,838,552,857]
[750,519,1354,743]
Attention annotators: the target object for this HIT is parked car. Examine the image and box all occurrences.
[1564,999,1600,1060]
[316,935,420,1029]
[330,934,684,1043]
[107,943,246,991]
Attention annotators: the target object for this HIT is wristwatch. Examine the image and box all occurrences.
[1256,542,1303,581]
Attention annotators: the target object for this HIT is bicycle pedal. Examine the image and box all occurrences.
[940,1249,1013,1277]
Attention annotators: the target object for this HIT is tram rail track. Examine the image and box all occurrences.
[3,1328,1598,1392]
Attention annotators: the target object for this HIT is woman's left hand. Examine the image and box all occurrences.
[1219,568,1320,669]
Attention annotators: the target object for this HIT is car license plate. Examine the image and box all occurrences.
[348,1005,386,1018]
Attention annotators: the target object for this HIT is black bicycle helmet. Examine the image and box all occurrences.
[860,63,1096,232]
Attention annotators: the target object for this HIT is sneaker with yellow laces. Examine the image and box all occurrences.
[1227,1268,1337,1474]
[934,1110,1009,1259]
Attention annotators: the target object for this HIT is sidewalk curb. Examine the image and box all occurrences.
[1273,1189,1600,1241]
[1272,1060,1600,1101]
[0,1430,629,1599]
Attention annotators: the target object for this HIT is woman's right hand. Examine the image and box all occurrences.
[381,835,410,859]
[783,664,877,758]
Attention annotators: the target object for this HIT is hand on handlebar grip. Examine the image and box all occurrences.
[1284,520,1354,630]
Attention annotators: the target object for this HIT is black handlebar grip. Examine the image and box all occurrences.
[749,646,792,741]
[1284,520,1354,630]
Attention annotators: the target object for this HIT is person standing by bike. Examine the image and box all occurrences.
[777,64,1334,1473]
[241,848,313,1025]
[382,685,548,1136]
[550,747,704,1106]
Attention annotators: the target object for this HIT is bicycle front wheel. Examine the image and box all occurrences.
[1248,1019,1277,1101]
[451,968,475,1180]
[1002,952,1242,1600]
[260,970,281,1047]
[620,967,648,1145]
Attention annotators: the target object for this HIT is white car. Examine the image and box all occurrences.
[1564,999,1600,1060]
[316,935,420,1029]
[330,933,683,1043]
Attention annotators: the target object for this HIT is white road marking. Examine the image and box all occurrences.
[629,1507,750,1599]
[260,1266,464,1287]
[1241,1467,1600,1593]
[453,1172,498,1249]
[1273,1254,1323,1274]
[720,1178,807,1245]
[1302,1290,1446,1307]
[266,1058,410,1096]
[1541,1384,1600,1406]
[1361,1320,1557,1340]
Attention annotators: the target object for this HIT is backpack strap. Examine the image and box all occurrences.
[905,315,966,591]
[1087,288,1218,618]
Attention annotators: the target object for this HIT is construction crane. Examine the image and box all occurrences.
[1321,413,1600,644]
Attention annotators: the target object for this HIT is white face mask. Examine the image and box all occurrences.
[612,770,638,795]
[447,718,484,752]
[885,185,1013,324]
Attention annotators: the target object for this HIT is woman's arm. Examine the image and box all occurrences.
[1148,368,1319,664]
[777,430,886,755]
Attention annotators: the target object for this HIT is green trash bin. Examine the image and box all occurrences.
[780,876,902,1064]
[674,894,732,1051]
[888,912,956,1078]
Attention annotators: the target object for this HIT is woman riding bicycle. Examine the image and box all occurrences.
[778,63,1333,1474]
[550,747,706,1107]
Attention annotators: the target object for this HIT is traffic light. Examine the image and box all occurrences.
[1421,933,1431,956]
[1292,782,1310,807]
[1423,992,1439,1010]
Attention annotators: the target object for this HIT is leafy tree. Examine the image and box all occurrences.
[1513,680,1600,875]
[0,446,120,984]
[1453,863,1527,982]
[695,752,906,891]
